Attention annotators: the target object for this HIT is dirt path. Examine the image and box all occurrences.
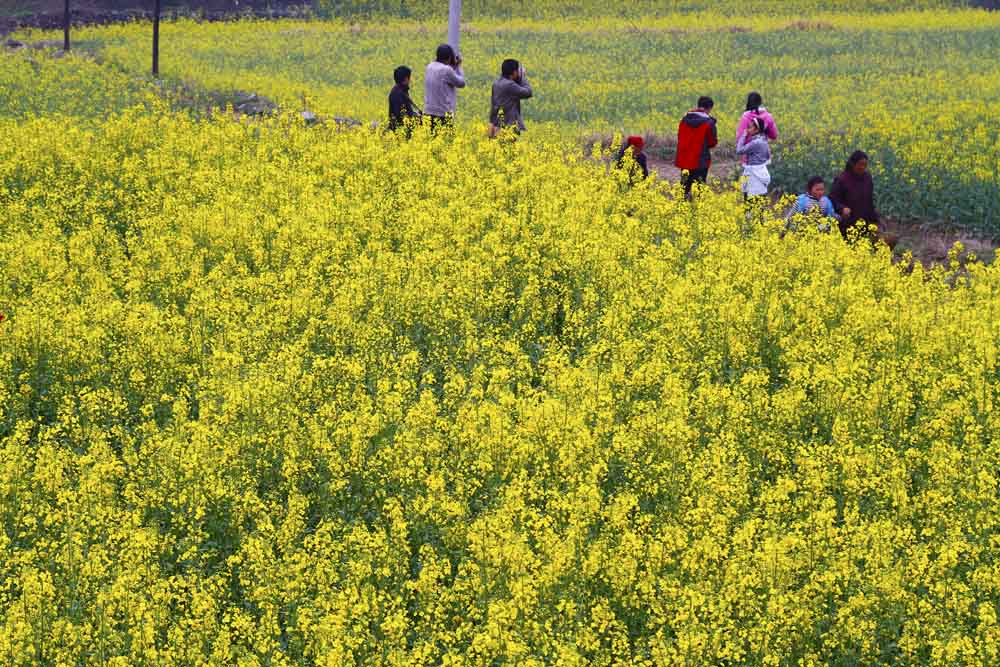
[647,156,739,184]
[879,218,998,266]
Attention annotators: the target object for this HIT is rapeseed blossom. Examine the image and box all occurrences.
[3,6,1000,664]
[1,101,1000,664]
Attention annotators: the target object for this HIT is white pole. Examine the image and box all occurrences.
[448,0,462,55]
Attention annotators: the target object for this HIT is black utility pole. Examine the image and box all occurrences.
[63,0,70,51]
[152,0,161,76]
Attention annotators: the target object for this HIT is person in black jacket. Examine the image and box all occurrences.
[388,66,420,134]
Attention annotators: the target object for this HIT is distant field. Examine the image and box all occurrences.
[14,8,996,229]
[0,0,302,14]
[0,0,977,17]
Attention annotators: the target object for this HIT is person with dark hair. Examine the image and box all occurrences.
[388,65,420,134]
[787,176,838,232]
[489,58,532,136]
[736,91,778,143]
[675,96,718,198]
[830,150,880,239]
[424,44,465,129]
[614,135,649,185]
[736,116,771,200]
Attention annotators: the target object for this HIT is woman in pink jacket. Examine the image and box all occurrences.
[736,92,778,143]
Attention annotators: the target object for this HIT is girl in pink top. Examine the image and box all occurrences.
[736,91,778,143]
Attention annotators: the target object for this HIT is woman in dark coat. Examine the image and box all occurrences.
[830,150,879,240]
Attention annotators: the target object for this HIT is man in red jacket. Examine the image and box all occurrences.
[675,96,718,199]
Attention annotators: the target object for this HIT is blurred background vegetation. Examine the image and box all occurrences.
[2,0,995,20]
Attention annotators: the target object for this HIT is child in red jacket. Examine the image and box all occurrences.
[615,135,650,186]
[675,96,718,199]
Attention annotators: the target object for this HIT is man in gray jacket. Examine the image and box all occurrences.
[489,59,532,135]
[424,44,465,129]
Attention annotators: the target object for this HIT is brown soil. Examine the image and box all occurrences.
[879,218,998,267]
[646,156,738,184]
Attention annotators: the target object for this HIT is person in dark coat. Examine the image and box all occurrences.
[830,150,880,240]
[388,66,420,134]
[615,135,649,185]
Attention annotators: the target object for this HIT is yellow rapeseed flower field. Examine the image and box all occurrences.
[2,3,1000,665]
[24,4,999,227]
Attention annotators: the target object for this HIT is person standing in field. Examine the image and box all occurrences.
[736,117,771,202]
[489,59,533,137]
[736,91,778,144]
[424,44,466,130]
[388,66,421,135]
[830,150,880,240]
[614,135,650,185]
[675,96,718,198]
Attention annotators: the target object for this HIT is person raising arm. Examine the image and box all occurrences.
[424,44,466,129]
[489,58,533,136]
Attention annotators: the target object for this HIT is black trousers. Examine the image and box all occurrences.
[426,115,454,132]
[682,168,709,197]
[839,217,880,243]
